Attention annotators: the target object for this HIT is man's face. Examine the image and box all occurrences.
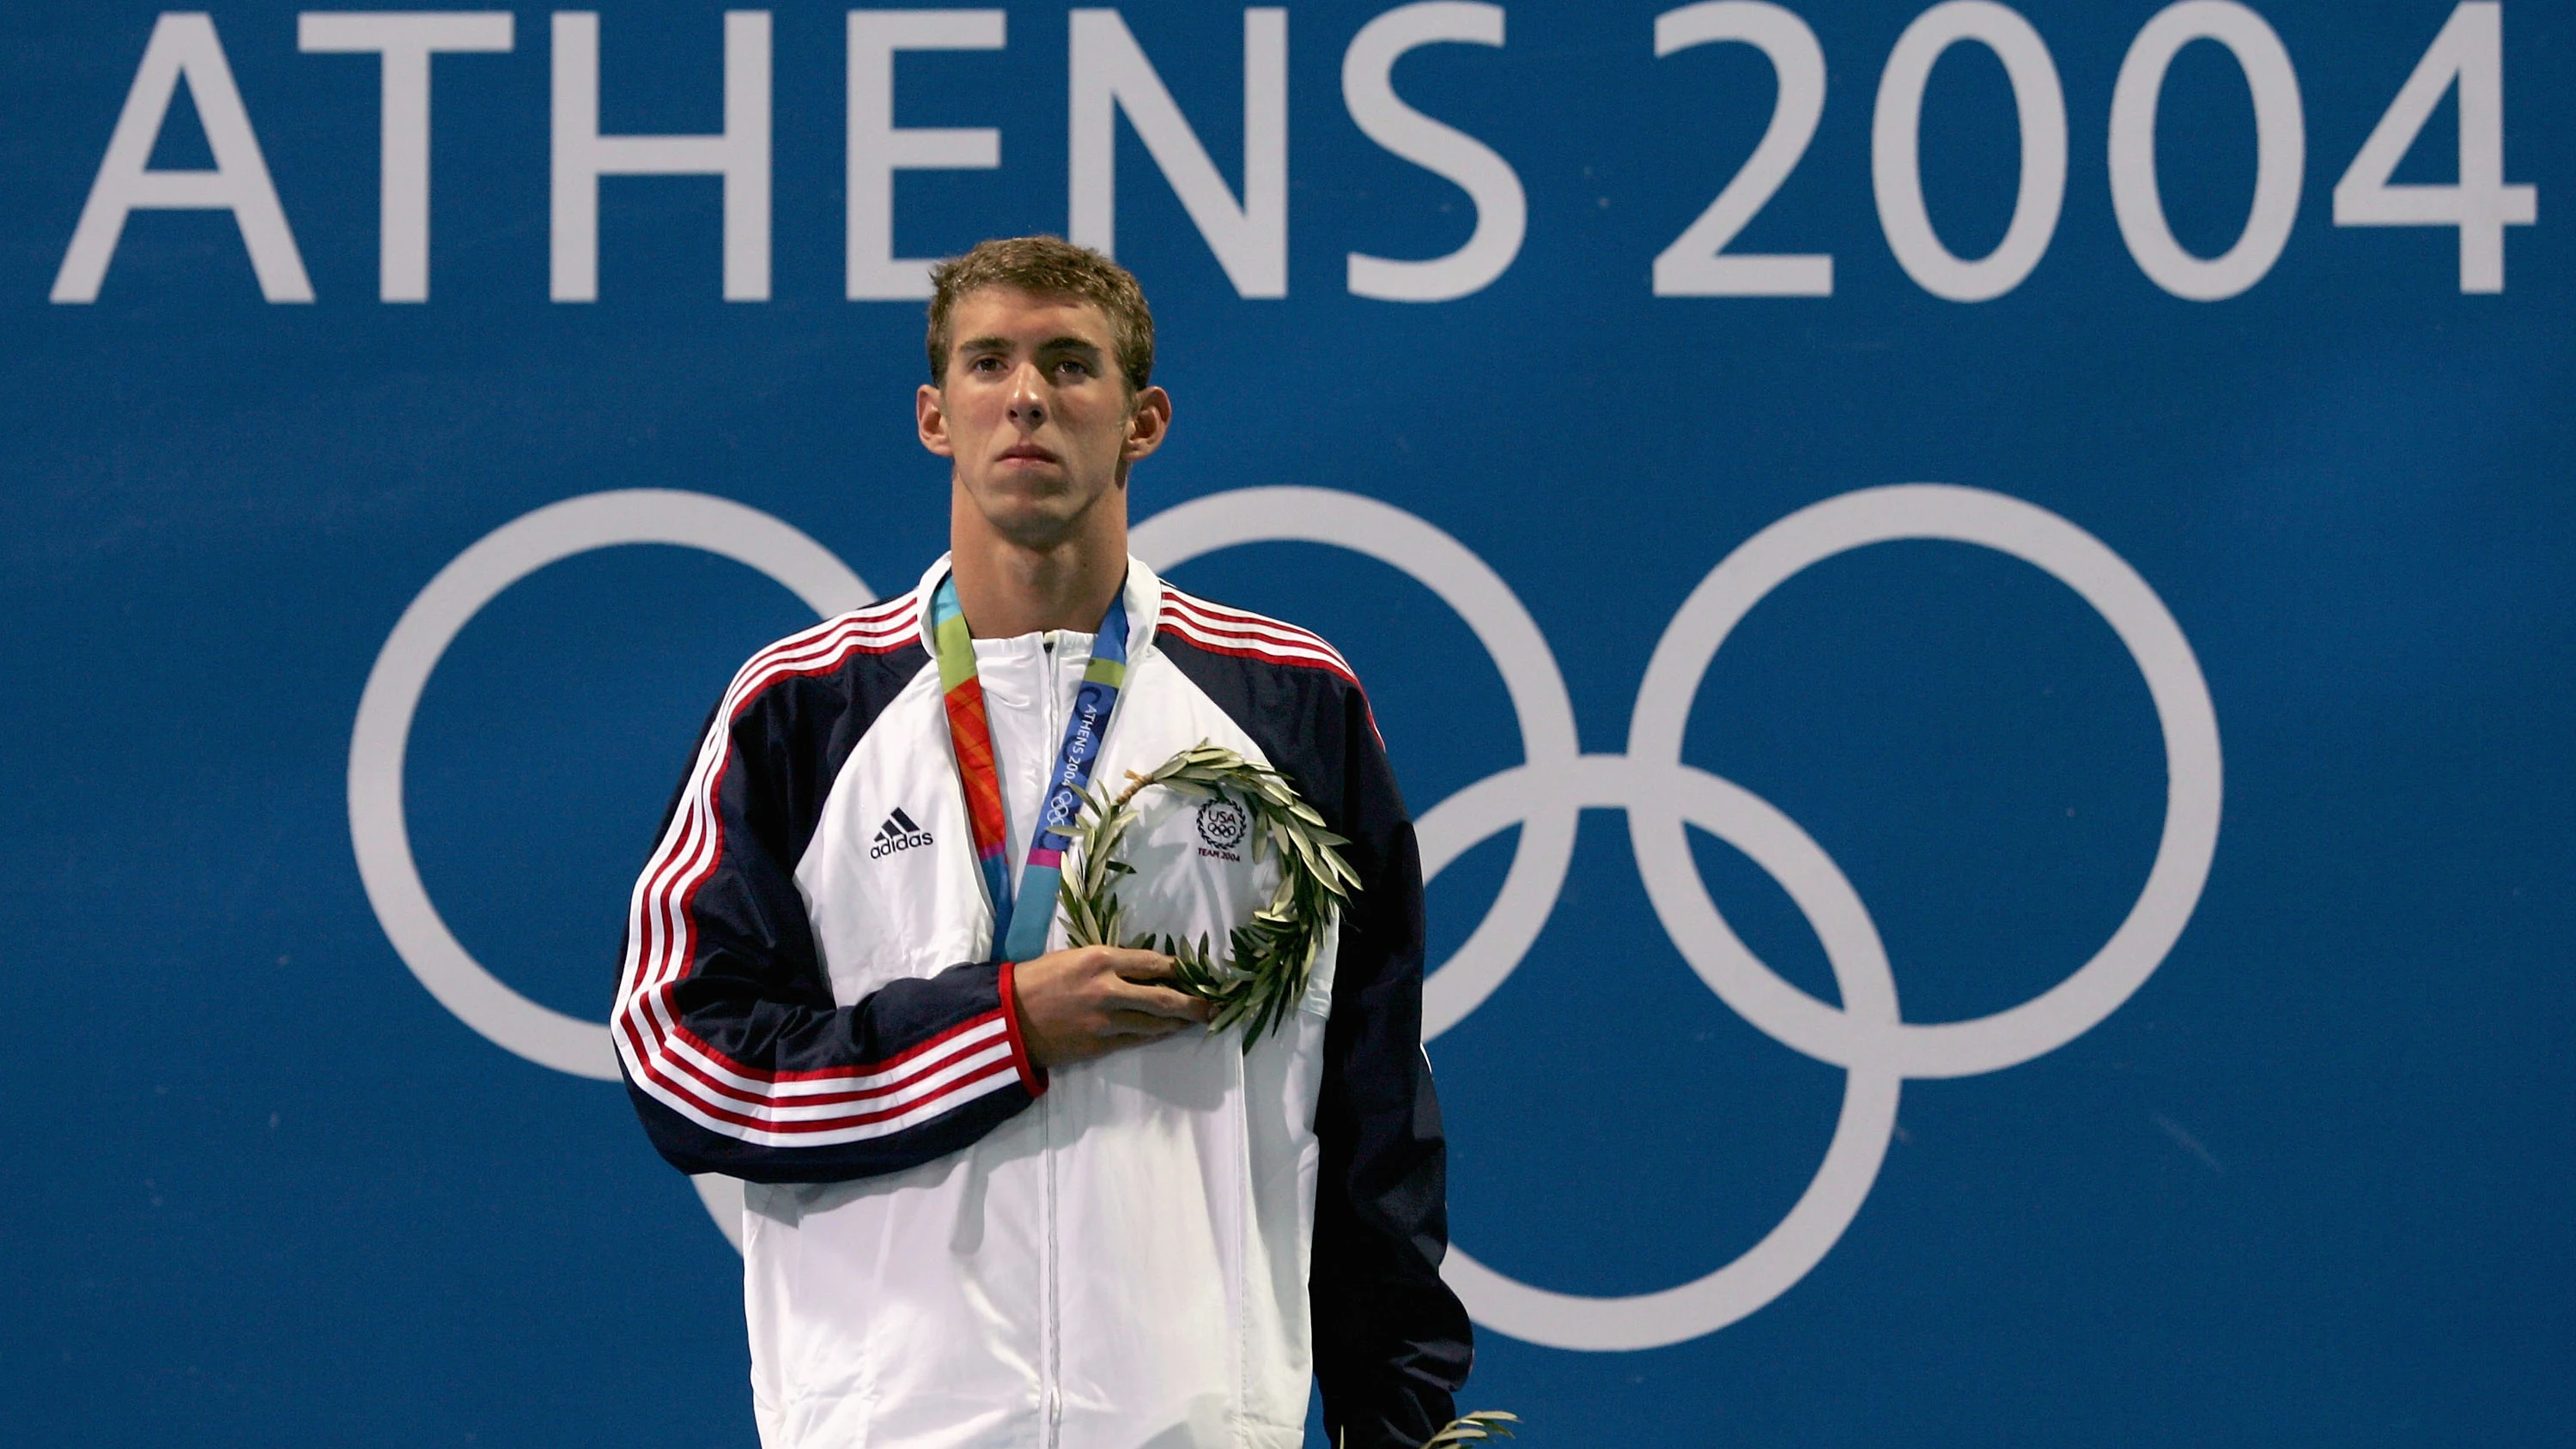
[918,286,1169,549]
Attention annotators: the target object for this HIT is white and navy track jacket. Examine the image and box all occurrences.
[614,556,1472,1449]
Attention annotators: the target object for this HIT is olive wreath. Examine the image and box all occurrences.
[1055,741,1360,1046]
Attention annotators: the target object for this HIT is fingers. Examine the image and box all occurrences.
[1090,949,1215,1022]
[1103,974,1216,1022]
[1097,1008,1196,1039]
[1018,947,1219,1069]
[1101,947,1179,983]
[1057,1007,1194,1064]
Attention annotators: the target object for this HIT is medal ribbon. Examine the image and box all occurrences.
[931,571,1131,962]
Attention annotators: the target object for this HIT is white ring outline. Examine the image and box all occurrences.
[1138,482,2221,1350]
[346,489,869,1081]
[1628,484,2223,1080]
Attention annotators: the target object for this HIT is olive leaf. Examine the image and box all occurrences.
[1422,1412,1520,1449]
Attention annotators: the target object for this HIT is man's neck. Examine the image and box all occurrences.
[948,501,1129,639]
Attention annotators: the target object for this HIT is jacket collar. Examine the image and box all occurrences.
[905,552,1167,658]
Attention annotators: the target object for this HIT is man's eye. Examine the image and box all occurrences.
[970,355,1004,373]
[1054,359,1091,378]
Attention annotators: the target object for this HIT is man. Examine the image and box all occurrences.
[613,236,1472,1449]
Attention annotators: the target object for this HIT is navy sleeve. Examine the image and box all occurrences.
[1157,615,1474,1449]
[1307,688,1474,1449]
[612,610,1046,1185]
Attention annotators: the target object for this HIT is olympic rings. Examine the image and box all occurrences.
[355,482,2220,1348]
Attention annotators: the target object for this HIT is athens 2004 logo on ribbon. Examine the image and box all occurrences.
[348,483,2221,1354]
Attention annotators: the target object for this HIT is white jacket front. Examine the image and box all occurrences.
[614,559,1470,1449]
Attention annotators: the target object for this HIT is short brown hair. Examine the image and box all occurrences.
[926,235,1156,394]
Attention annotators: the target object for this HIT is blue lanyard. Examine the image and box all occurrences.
[931,573,1132,961]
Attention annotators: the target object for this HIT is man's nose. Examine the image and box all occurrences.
[1006,362,1047,425]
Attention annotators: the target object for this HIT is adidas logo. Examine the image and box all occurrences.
[868,807,934,860]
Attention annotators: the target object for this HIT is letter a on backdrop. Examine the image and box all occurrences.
[52,13,312,304]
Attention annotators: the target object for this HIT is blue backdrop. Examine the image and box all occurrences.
[4,2,2568,1445]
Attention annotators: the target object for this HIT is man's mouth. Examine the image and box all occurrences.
[999,444,1059,466]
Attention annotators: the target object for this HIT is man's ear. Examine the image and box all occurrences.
[1122,385,1172,463]
[917,382,955,458]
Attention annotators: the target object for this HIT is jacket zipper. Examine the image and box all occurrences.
[1041,1089,1060,1447]
[1039,632,1063,1449]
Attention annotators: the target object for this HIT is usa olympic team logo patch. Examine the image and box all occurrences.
[1195,797,1249,853]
